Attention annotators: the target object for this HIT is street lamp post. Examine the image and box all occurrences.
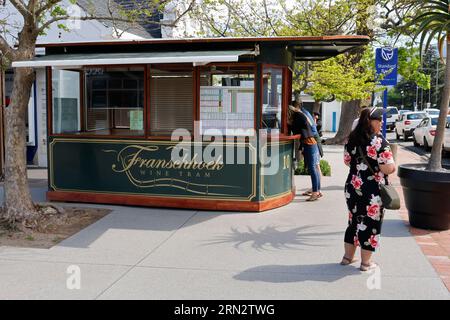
[415,85,419,111]
[401,90,404,109]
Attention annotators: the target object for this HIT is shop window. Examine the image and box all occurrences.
[52,70,81,134]
[262,67,283,133]
[84,67,144,136]
[199,66,255,136]
[150,66,193,136]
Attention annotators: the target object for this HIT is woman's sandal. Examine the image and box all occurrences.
[340,256,358,266]
[306,194,321,202]
[303,191,324,198]
[360,262,378,272]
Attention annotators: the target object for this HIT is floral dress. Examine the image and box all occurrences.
[344,134,395,252]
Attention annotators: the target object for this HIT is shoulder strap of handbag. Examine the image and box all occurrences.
[299,110,315,127]
[357,146,376,175]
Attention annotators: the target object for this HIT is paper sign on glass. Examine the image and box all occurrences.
[130,110,143,131]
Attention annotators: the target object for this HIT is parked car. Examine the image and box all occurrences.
[397,109,412,122]
[413,116,439,150]
[395,111,427,141]
[424,108,441,117]
[443,121,450,155]
[399,110,411,115]
[372,106,399,131]
[386,106,399,130]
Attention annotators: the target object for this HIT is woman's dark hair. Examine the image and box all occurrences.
[292,100,300,108]
[348,108,375,146]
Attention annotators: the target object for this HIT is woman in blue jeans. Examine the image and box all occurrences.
[303,142,321,201]
[291,102,322,201]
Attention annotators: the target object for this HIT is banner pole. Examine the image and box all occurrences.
[383,88,388,138]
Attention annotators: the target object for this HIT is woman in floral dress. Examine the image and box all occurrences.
[341,108,396,271]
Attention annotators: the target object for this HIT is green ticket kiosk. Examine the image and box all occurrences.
[14,36,369,211]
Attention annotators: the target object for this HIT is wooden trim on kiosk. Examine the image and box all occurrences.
[193,66,199,127]
[47,189,295,212]
[259,64,288,132]
[282,67,289,134]
[145,64,151,139]
[47,67,53,136]
[79,70,86,132]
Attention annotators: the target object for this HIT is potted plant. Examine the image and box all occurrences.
[398,0,450,230]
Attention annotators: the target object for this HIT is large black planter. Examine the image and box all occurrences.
[398,164,450,230]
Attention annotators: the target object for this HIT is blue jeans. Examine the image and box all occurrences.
[303,144,321,192]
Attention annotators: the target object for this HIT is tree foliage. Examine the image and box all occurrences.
[398,46,431,89]
[191,0,378,102]
[306,48,378,102]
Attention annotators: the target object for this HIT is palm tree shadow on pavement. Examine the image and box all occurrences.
[202,225,342,251]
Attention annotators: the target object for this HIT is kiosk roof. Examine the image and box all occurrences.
[14,36,370,67]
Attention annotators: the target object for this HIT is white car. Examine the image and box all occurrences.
[444,121,450,154]
[372,106,399,131]
[396,112,427,141]
[413,116,439,150]
[386,106,400,131]
[424,108,441,117]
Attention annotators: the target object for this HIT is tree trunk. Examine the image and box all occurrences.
[313,100,321,114]
[426,38,450,172]
[324,100,361,145]
[1,66,38,224]
[324,0,374,145]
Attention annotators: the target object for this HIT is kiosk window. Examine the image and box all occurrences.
[149,67,193,136]
[52,70,81,134]
[199,66,255,136]
[262,67,283,133]
[84,67,144,136]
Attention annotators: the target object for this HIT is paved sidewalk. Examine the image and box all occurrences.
[390,144,450,292]
[0,145,449,300]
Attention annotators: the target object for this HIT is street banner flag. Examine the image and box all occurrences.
[376,47,398,86]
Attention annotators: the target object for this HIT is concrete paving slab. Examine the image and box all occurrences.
[0,259,128,300]
[98,266,449,300]
[139,210,344,269]
[138,205,438,279]
[0,207,197,266]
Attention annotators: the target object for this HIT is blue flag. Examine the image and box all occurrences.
[376,47,398,86]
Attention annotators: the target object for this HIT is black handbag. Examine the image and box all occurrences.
[358,147,401,210]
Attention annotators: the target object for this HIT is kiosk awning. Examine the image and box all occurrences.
[12,50,256,68]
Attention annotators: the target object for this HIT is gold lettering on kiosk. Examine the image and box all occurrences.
[102,145,235,196]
